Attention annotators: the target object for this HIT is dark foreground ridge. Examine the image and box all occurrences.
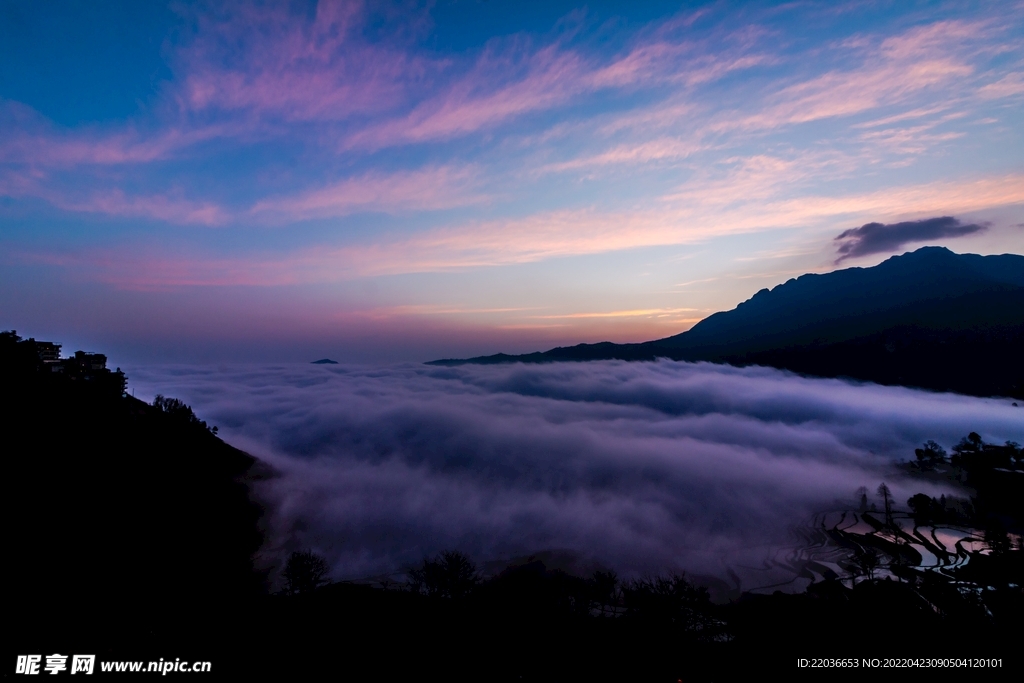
[4,331,1021,679]
[430,247,1024,398]
[2,331,265,672]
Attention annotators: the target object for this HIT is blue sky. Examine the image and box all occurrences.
[2,0,1022,362]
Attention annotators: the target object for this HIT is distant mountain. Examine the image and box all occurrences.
[312,358,339,364]
[430,247,1024,398]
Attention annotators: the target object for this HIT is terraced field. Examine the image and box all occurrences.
[734,509,1003,595]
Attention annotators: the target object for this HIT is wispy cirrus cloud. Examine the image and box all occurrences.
[977,72,1024,99]
[723,21,982,132]
[0,100,226,167]
[30,171,1023,289]
[15,246,309,289]
[341,38,764,150]
[585,26,958,145]
[175,3,769,151]
[250,165,486,220]
[59,190,232,226]
[0,170,231,226]
[3,0,1023,351]
[2,163,482,227]
[0,4,770,222]
[0,127,224,168]
[344,44,587,149]
[374,172,1024,273]
[532,19,1008,183]
[856,122,965,157]
[177,2,425,122]
[543,137,705,173]
[344,51,768,171]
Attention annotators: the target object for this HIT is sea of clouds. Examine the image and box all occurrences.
[127,360,1022,590]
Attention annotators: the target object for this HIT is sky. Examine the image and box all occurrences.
[126,360,1024,587]
[2,0,1023,363]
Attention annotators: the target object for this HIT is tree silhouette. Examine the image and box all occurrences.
[409,550,479,599]
[283,550,330,594]
[951,432,984,466]
[855,486,868,512]
[908,493,941,524]
[914,440,947,469]
[621,573,719,638]
[590,570,619,616]
[852,549,879,582]
[887,519,909,582]
[152,395,218,435]
[984,526,1011,555]
[877,482,894,528]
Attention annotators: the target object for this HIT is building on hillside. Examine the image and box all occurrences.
[10,333,127,397]
[34,341,62,363]
[72,351,108,371]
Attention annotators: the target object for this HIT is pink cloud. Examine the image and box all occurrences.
[0,172,230,226]
[17,247,305,289]
[4,9,1015,235]
[588,41,688,88]
[858,122,965,157]
[3,162,480,226]
[364,171,1024,272]
[346,35,766,149]
[978,72,1024,99]
[0,100,229,168]
[57,190,231,226]
[1,6,772,177]
[250,165,486,221]
[177,2,426,122]
[10,5,756,164]
[14,169,1023,292]
[731,21,984,131]
[176,3,725,148]
[345,43,588,148]
[591,43,767,90]
[542,137,705,173]
[554,18,1000,155]
[0,126,225,168]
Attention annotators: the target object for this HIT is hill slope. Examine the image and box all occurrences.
[430,248,1024,398]
[2,331,266,655]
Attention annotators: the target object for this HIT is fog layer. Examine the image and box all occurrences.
[128,360,1022,585]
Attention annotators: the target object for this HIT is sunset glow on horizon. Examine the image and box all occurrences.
[2,0,1022,363]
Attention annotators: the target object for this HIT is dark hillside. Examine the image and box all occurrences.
[2,331,265,658]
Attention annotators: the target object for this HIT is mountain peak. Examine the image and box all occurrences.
[430,247,1024,398]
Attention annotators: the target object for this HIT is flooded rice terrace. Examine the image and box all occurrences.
[126,360,1023,594]
[747,510,1014,598]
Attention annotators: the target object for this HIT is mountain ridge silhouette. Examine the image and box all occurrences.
[429,247,1024,398]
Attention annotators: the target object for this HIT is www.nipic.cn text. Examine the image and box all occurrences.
[15,655,212,675]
